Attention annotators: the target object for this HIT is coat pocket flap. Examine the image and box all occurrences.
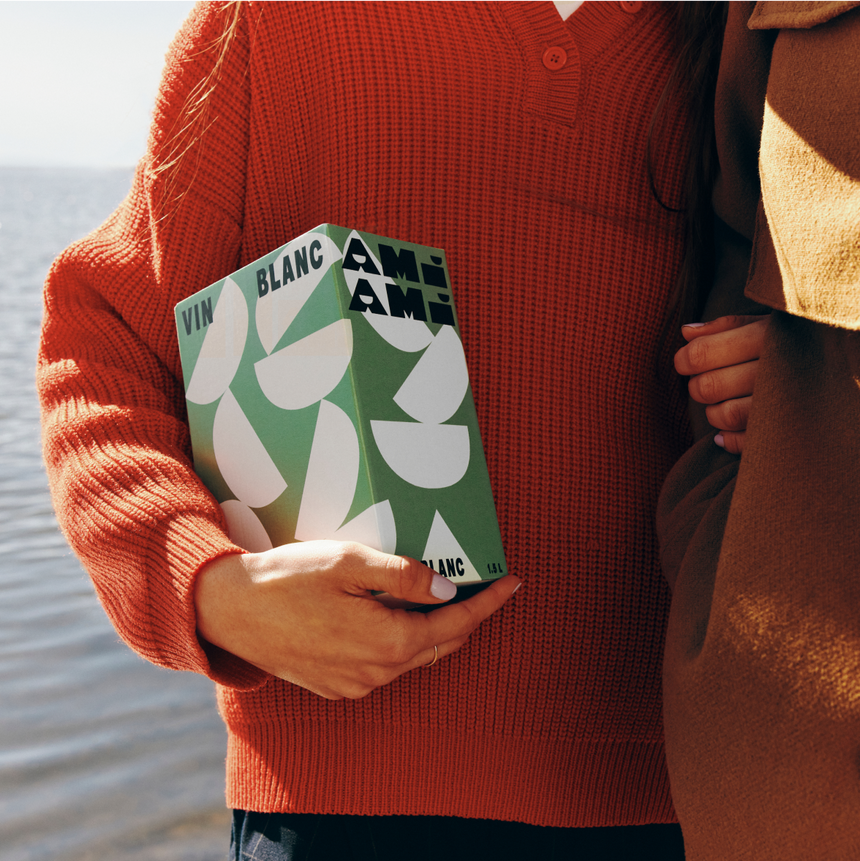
[749,1,860,30]
[745,6,860,330]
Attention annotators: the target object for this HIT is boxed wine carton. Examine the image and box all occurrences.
[175,225,507,592]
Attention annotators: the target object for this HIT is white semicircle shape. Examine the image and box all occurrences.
[370,420,470,488]
[220,499,274,553]
[333,499,397,555]
[254,319,353,411]
[255,233,342,355]
[393,326,469,424]
[213,388,287,508]
[364,314,435,353]
[185,278,249,405]
[294,400,360,540]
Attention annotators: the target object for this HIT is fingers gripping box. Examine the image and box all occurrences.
[175,225,507,590]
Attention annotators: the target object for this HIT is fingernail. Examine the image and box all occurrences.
[430,573,457,601]
[714,433,725,448]
[683,322,706,329]
[512,580,523,595]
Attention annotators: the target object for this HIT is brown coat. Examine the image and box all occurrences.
[658,2,860,857]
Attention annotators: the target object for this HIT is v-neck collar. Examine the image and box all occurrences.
[488,1,656,128]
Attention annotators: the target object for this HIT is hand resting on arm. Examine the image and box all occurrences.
[674,314,770,454]
[195,540,521,701]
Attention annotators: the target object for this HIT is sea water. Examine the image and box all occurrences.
[0,167,230,861]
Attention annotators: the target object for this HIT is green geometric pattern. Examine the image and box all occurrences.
[175,225,507,585]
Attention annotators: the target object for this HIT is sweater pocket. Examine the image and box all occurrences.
[744,3,860,329]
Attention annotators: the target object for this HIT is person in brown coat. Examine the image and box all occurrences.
[659,2,860,857]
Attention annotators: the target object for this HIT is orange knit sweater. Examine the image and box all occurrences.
[38,1,690,826]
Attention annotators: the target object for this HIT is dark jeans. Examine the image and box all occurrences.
[230,811,685,860]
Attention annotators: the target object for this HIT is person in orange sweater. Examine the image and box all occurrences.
[38,2,756,858]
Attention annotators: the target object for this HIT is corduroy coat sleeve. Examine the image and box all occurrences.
[658,3,860,857]
[37,2,268,690]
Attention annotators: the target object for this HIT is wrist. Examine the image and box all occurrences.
[193,551,253,653]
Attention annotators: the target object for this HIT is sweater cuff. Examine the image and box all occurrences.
[152,515,271,691]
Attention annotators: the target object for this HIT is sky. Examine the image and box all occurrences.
[0,1,196,168]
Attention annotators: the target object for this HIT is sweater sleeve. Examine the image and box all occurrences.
[37,1,267,690]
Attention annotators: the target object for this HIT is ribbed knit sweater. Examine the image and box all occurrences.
[38,1,690,827]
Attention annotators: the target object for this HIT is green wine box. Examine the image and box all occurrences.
[175,225,507,590]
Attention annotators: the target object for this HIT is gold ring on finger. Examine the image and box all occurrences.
[423,645,439,668]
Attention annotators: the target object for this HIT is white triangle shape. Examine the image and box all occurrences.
[421,511,479,581]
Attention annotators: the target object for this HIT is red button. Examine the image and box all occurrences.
[620,1,642,12]
[542,46,568,71]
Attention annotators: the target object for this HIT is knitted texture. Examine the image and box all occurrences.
[39,1,690,827]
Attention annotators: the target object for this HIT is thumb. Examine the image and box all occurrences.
[372,553,458,606]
